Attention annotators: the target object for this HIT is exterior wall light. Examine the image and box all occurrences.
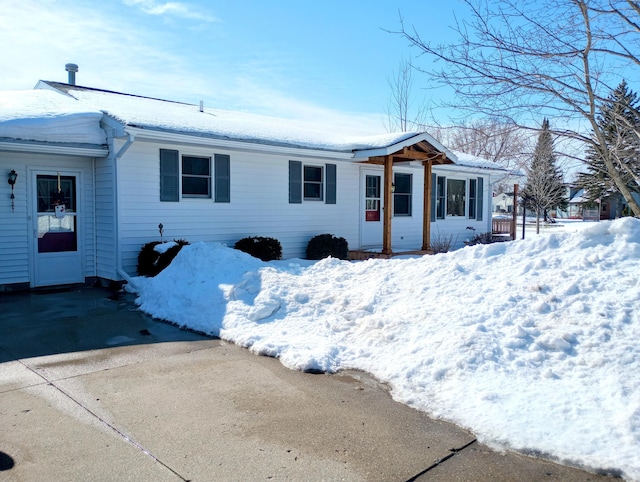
[8,169,17,212]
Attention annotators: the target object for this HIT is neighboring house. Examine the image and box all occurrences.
[493,192,515,214]
[556,186,640,220]
[1,82,505,289]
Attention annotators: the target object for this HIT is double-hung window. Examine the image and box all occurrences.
[393,172,412,216]
[303,165,324,201]
[182,155,211,198]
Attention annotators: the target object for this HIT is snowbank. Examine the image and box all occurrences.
[135,217,640,480]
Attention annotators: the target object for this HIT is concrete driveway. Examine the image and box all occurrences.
[0,286,613,481]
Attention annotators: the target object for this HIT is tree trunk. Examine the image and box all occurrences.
[604,155,640,217]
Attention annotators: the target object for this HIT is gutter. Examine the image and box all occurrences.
[111,132,138,291]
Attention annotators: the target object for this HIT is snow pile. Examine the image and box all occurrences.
[0,90,106,145]
[134,218,640,480]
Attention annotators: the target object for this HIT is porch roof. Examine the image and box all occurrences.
[352,132,456,165]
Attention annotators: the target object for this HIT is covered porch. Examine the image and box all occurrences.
[352,134,455,257]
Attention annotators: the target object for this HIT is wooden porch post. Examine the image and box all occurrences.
[422,159,433,250]
[382,155,393,255]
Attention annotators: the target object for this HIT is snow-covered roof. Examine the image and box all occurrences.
[37,82,436,154]
[569,188,586,203]
[450,150,510,172]
[0,89,106,145]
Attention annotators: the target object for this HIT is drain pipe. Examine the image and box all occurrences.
[112,132,139,292]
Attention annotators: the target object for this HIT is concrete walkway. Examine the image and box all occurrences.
[0,286,613,481]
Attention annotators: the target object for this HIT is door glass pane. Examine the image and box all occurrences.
[36,175,77,253]
[37,175,76,213]
[365,175,381,221]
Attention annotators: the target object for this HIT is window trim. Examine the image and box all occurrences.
[303,164,324,201]
[181,155,212,199]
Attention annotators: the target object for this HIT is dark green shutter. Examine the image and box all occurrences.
[325,163,336,204]
[477,177,484,221]
[289,161,302,203]
[160,149,179,202]
[214,154,230,203]
[430,172,437,222]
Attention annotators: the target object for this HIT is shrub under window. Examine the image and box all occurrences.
[306,234,349,260]
[234,236,282,261]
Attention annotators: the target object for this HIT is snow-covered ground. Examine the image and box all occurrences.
[133,217,640,480]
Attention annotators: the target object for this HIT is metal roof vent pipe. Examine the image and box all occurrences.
[65,63,79,85]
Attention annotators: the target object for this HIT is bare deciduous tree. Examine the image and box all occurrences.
[396,0,640,216]
[429,119,532,193]
[384,57,428,133]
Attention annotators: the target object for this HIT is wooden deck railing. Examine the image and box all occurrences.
[492,219,515,240]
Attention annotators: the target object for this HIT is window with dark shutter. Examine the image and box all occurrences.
[160,149,179,202]
[289,161,302,203]
[477,177,484,221]
[469,178,477,219]
[326,164,336,204]
[214,154,230,203]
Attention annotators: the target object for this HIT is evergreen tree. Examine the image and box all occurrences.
[578,81,640,205]
[521,119,566,234]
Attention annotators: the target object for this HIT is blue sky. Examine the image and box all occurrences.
[0,0,464,134]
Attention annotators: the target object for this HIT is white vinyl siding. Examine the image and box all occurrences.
[95,156,118,281]
[0,151,97,287]
[117,143,358,274]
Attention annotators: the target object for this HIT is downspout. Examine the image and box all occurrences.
[113,132,137,290]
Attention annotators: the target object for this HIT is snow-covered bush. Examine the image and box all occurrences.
[306,233,349,260]
[136,239,190,277]
[234,236,282,261]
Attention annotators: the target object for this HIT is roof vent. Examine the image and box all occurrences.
[65,63,79,85]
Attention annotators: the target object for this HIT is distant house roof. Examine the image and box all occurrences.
[569,188,586,204]
[35,81,454,159]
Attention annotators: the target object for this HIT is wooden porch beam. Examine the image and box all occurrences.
[402,146,431,160]
[382,155,393,255]
[422,159,433,250]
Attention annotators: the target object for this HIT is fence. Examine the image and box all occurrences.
[492,218,515,240]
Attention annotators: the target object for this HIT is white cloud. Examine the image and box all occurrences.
[122,0,218,22]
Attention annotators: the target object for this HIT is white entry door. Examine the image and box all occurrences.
[361,169,384,247]
[32,171,83,287]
